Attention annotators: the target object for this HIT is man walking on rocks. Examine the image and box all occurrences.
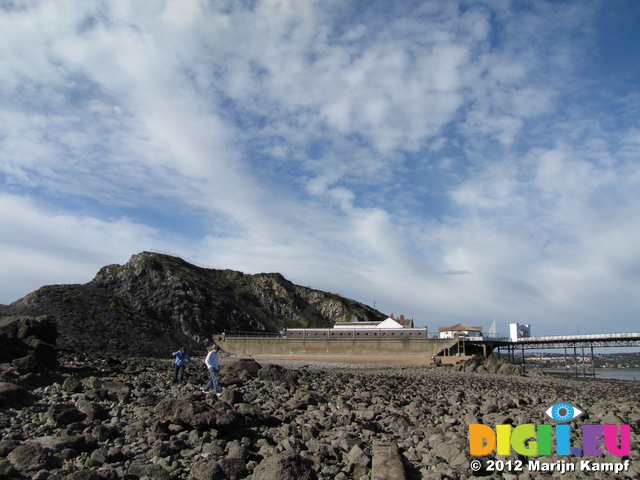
[203,345,222,396]
[172,347,196,385]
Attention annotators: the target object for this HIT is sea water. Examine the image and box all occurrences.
[541,368,640,381]
[594,368,640,381]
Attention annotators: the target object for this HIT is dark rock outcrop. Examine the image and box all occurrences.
[0,252,385,356]
[0,315,59,401]
[451,354,524,375]
[0,315,57,366]
[0,382,30,409]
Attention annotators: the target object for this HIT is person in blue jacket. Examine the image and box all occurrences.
[172,347,196,384]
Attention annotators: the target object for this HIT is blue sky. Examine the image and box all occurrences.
[1,0,639,338]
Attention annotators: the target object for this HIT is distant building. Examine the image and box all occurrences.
[388,314,414,328]
[438,323,483,339]
[509,323,531,341]
[284,314,427,339]
[334,314,414,329]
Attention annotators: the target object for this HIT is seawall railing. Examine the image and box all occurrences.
[222,331,282,338]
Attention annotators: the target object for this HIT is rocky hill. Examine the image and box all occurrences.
[0,252,385,356]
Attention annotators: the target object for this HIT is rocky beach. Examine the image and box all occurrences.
[2,347,639,480]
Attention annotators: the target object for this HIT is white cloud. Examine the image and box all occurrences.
[1,0,639,339]
[0,193,169,301]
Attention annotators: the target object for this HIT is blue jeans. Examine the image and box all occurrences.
[203,367,220,393]
[173,364,185,384]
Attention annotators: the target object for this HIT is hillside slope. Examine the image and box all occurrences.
[0,252,385,355]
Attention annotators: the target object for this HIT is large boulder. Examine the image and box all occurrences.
[7,443,52,474]
[191,459,225,480]
[257,364,299,387]
[252,452,317,480]
[46,403,87,427]
[451,355,524,376]
[127,463,171,480]
[0,382,30,408]
[0,315,58,373]
[220,358,262,385]
[11,354,45,374]
[154,395,243,430]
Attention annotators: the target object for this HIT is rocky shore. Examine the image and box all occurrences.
[2,349,639,480]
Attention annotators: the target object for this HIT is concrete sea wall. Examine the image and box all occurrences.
[218,336,459,358]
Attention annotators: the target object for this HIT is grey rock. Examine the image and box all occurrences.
[127,463,171,480]
[68,469,108,480]
[252,452,318,480]
[191,459,225,480]
[220,387,244,405]
[11,354,46,374]
[62,376,83,393]
[46,403,86,426]
[226,440,248,460]
[0,439,18,457]
[0,381,30,408]
[7,443,50,473]
[480,401,498,415]
[287,390,325,410]
[222,358,262,382]
[154,396,215,428]
[89,447,108,465]
[347,444,370,468]
[30,434,89,453]
[76,399,110,422]
[99,380,132,402]
[498,363,523,375]
[219,456,247,480]
[154,395,243,430]
[258,363,300,387]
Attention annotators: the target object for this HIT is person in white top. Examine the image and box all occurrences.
[202,345,221,395]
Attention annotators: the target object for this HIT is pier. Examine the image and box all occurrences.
[469,332,640,377]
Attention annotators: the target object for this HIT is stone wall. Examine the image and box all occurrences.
[218,336,458,358]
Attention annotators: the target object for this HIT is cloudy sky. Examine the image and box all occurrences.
[1,0,639,337]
